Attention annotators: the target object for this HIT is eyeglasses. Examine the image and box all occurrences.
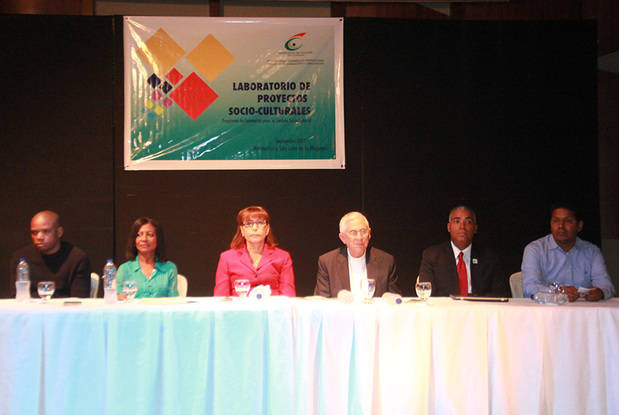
[242,221,267,229]
[345,228,369,237]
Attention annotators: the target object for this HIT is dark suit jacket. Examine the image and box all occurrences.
[418,241,508,297]
[314,246,400,297]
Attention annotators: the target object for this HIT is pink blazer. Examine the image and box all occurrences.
[214,245,296,296]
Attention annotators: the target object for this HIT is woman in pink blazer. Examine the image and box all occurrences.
[214,206,296,296]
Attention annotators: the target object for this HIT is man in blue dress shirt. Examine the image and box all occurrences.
[521,204,615,301]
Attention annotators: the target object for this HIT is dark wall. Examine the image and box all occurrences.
[1,16,599,298]
[0,15,115,297]
[345,19,600,295]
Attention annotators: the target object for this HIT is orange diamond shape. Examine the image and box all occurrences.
[137,28,186,76]
[186,34,234,83]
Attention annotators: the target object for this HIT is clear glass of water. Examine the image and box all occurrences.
[122,280,138,301]
[37,281,55,302]
[234,279,251,297]
[415,281,432,303]
[365,278,376,303]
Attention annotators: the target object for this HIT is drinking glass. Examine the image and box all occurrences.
[365,278,376,303]
[37,281,55,302]
[234,279,251,297]
[415,281,432,303]
[122,280,138,301]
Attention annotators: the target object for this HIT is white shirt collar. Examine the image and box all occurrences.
[450,241,472,261]
[347,249,366,265]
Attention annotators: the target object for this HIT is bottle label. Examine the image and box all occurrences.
[15,281,31,301]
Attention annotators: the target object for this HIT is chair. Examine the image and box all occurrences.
[509,272,523,298]
[177,274,188,297]
[90,272,100,298]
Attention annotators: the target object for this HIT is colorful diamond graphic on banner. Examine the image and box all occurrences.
[169,72,219,120]
[160,81,173,94]
[137,28,186,75]
[186,34,234,82]
[166,68,183,85]
[147,74,161,88]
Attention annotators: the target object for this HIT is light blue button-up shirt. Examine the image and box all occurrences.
[521,234,615,299]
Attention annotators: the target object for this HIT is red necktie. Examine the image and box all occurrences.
[457,252,468,296]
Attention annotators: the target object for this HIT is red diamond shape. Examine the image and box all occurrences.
[169,72,218,120]
[166,68,184,85]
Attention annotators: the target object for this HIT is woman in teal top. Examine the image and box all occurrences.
[116,217,179,298]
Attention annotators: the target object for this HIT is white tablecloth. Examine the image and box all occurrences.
[0,297,617,415]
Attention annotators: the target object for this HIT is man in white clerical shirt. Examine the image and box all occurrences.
[313,211,400,299]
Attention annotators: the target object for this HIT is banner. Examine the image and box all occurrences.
[124,17,344,170]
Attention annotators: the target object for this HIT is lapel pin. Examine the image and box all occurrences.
[472,258,478,264]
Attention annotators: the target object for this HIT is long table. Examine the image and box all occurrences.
[0,297,617,415]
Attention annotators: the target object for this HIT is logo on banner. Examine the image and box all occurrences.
[136,28,235,120]
[284,32,306,51]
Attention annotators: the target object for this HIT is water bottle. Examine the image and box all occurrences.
[103,259,117,304]
[533,292,567,305]
[382,292,403,305]
[15,257,31,301]
[337,289,354,304]
[249,284,271,300]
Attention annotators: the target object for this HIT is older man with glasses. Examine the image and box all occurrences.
[313,211,400,298]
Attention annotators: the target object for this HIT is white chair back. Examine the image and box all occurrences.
[177,274,188,297]
[90,272,100,298]
[509,272,523,298]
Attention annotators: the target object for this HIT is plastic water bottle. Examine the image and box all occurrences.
[533,292,568,305]
[337,289,354,304]
[15,257,31,301]
[103,259,117,304]
[382,292,403,305]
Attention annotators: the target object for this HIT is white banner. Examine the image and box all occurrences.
[124,17,345,170]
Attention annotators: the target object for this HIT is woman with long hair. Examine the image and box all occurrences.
[116,217,179,298]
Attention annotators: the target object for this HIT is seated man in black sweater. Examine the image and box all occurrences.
[10,210,91,298]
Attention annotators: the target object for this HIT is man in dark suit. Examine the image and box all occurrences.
[314,212,400,298]
[418,206,507,297]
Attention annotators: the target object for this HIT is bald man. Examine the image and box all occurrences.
[9,211,91,298]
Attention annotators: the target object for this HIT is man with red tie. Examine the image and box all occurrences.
[418,206,508,297]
